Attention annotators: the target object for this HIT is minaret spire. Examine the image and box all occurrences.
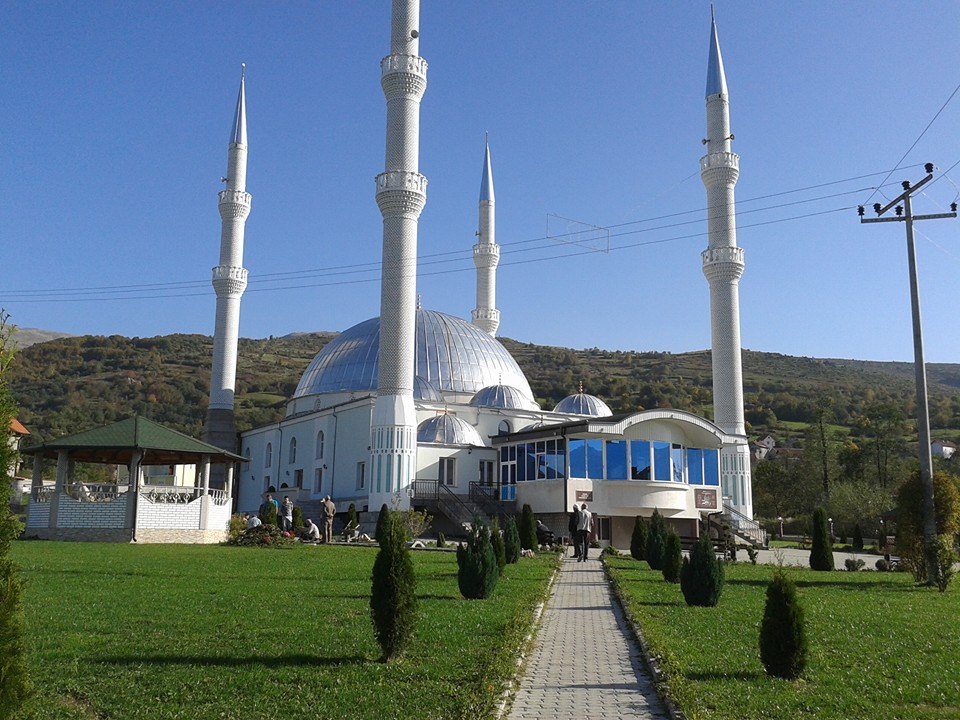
[472,136,501,336]
[204,66,251,462]
[699,11,752,518]
[370,0,428,511]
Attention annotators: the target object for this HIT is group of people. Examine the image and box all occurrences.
[568,502,594,562]
[250,493,338,543]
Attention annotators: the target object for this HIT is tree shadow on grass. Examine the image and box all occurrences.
[725,578,907,591]
[686,669,764,681]
[98,653,367,669]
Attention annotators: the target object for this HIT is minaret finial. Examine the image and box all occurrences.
[230,66,247,146]
[416,293,422,310]
[706,6,728,98]
[578,380,584,394]
[241,62,246,79]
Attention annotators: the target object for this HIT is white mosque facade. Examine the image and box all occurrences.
[229,1,757,549]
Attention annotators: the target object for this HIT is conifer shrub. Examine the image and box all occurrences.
[662,530,682,583]
[680,533,724,607]
[646,508,666,571]
[852,522,864,552]
[519,504,537,551]
[370,511,418,661]
[896,471,960,583]
[436,532,446,549]
[630,515,648,562]
[261,502,278,527]
[375,503,391,544]
[456,517,500,599]
[228,513,247,543]
[809,508,834,571]
[759,569,807,679]
[291,505,304,532]
[347,503,358,529]
[490,518,506,571]
[933,535,956,592]
[504,517,521,564]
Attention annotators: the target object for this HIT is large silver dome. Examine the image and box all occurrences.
[294,308,533,399]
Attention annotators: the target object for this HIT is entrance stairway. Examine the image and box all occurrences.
[410,479,496,533]
[720,502,768,547]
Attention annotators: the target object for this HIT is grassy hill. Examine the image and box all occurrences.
[7,331,960,445]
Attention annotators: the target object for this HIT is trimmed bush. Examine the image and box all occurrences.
[436,532,446,549]
[759,569,808,679]
[934,535,956,592]
[227,513,247,543]
[519,504,537,551]
[291,505,304,532]
[261,502,278,527]
[375,503,391,544]
[680,533,724,607]
[230,524,296,548]
[646,508,667,571]
[852,523,864,552]
[809,508,834,571]
[662,530,682,583]
[490,518,506,571]
[456,518,500,599]
[347,503,358,529]
[844,558,865,572]
[504,517,521,564]
[370,511,418,661]
[896,471,960,583]
[630,516,648,562]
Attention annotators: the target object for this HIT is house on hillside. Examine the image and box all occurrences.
[751,435,776,461]
[932,440,957,460]
[7,418,31,496]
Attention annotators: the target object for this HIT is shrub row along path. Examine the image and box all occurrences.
[507,554,669,720]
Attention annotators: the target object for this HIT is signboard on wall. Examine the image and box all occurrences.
[695,488,718,509]
[575,490,593,502]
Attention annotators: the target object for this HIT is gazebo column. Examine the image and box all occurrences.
[30,454,43,498]
[49,450,69,528]
[225,463,234,500]
[127,450,143,534]
[199,455,211,529]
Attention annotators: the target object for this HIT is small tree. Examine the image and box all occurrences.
[291,505,304,532]
[261,502,278,527]
[490,518,506,571]
[519,504,537,551]
[759,569,808,679]
[630,516,648,562]
[933,535,956,593]
[375,503,391,544]
[504,517,521,564]
[809,508,834,571]
[0,312,32,715]
[456,517,500,599]
[852,522,863,552]
[896,471,960,584]
[370,511,418,661]
[347,503,358,529]
[646,508,666,571]
[680,533,724,607]
[662,530,682,583]
[436,532,446,549]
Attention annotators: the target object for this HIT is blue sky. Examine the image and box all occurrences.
[3,1,960,363]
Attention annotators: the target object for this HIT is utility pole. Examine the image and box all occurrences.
[859,163,957,584]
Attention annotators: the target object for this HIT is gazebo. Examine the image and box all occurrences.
[21,415,243,543]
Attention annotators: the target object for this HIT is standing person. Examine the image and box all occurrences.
[280,496,294,532]
[322,495,336,544]
[258,493,277,523]
[577,502,593,562]
[568,504,582,560]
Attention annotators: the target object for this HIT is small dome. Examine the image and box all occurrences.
[414,376,442,402]
[553,391,612,417]
[416,414,485,447]
[470,383,539,411]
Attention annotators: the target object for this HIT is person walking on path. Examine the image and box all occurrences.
[280,496,294,532]
[568,504,582,560]
[322,495,336,543]
[577,502,592,562]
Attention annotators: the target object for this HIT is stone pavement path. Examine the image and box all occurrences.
[507,554,669,720]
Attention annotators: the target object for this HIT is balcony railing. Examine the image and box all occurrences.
[722,503,767,547]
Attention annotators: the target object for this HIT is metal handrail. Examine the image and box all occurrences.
[411,479,438,501]
[437,483,474,528]
[722,503,767,546]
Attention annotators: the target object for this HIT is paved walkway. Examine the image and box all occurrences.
[507,554,669,720]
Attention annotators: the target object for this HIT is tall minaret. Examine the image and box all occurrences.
[700,10,752,518]
[370,0,427,511]
[471,138,500,336]
[204,67,250,454]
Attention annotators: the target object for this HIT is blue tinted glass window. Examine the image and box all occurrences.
[546,440,564,479]
[569,439,586,478]
[606,440,627,480]
[630,440,651,480]
[517,445,527,482]
[500,446,508,462]
[687,448,704,485]
[704,449,720,486]
[508,445,516,461]
[653,442,671,481]
[671,444,685,483]
[526,444,537,482]
[587,439,603,479]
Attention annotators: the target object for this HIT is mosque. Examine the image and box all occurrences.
[214,2,757,549]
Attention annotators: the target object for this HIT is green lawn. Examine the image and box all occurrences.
[12,542,558,720]
[606,557,960,720]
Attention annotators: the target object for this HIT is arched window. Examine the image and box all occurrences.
[264,443,273,468]
[289,437,297,464]
[498,420,511,436]
[316,430,325,460]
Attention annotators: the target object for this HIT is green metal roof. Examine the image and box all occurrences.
[21,415,244,465]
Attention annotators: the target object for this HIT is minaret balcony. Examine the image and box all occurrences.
[700,151,740,187]
[380,53,428,99]
[375,171,428,217]
[218,190,252,220]
[701,246,744,282]
[211,265,248,296]
[473,243,500,267]
[700,151,739,172]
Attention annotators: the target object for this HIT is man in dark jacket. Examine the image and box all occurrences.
[568,504,581,560]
